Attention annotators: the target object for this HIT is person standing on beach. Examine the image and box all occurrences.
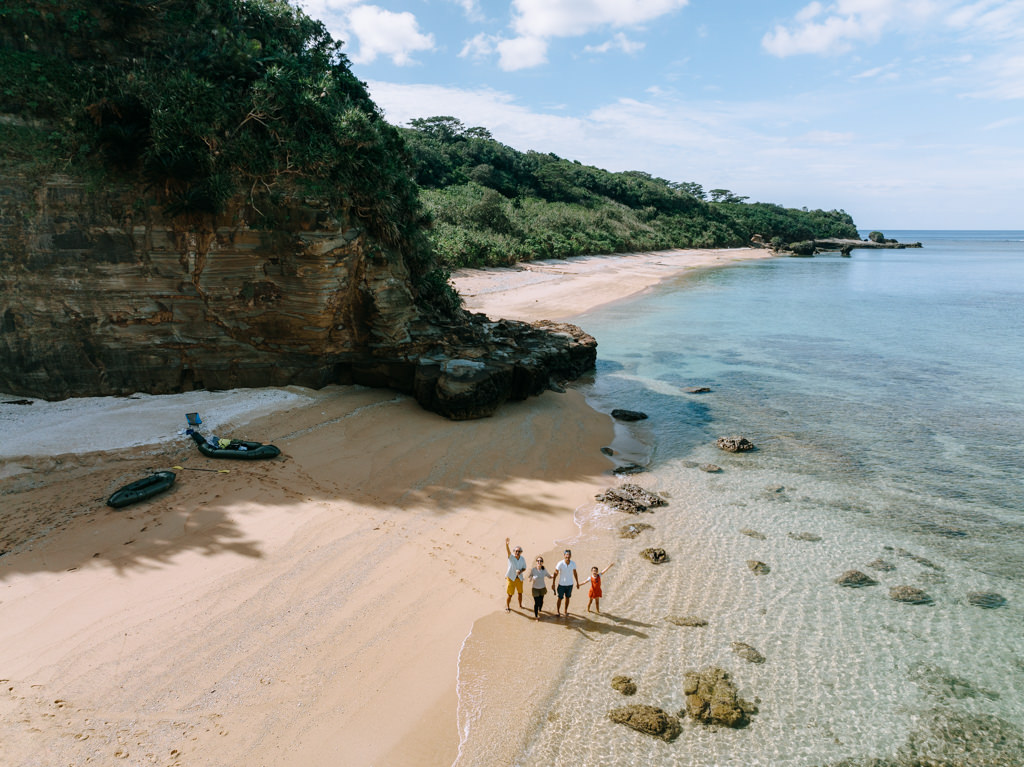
[581,562,614,613]
[526,555,554,620]
[552,549,581,617]
[505,537,527,612]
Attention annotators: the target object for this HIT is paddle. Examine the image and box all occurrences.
[172,465,230,473]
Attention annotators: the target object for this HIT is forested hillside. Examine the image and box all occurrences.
[399,116,858,267]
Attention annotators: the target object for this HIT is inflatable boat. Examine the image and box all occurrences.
[107,471,176,508]
[188,429,281,460]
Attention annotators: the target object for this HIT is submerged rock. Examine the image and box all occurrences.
[612,463,648,476]
[836,570,878,588]
[611,675,638,696]
[699,463,722,473]
[600,446,615,456]
[788,532,822,542]
[731,642,766,664]
[890,585,933,604]
[682,667,757,727]
[685,386,712,393]
[740,528,767,540]
[619,522,654,539]
[607,704,681,741]
[888,546,943,571]
[747,560,771,575]
[641,548,669,565]
[717,436,756,453]
[967,591,1007,609]
[867,558,897,572]
[611,409,648,422]
[666,615,709,627]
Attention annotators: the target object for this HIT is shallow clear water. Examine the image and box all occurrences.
[513,232,1024,765]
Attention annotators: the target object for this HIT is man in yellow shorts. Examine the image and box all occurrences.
[505,537,526,612]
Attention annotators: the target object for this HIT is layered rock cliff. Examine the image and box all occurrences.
[0,173,595,419]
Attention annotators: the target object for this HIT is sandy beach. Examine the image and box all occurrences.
[1,247,768,767]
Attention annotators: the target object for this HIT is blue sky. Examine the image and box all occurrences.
[297,0,1024,229]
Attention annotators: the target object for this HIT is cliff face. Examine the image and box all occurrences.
[0,173,596,419]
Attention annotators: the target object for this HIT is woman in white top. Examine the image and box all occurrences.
[526,556,555,620]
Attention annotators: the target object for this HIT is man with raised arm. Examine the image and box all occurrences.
[504,537,527,612]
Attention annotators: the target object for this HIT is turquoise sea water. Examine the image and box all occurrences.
[506,232,1024,765]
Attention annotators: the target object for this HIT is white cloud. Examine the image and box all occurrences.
[510,0,689,38]
[583,33,646,55]
[496,36,550,71]
[449,0,484,22]
[460,33,498,59]
[347,6,435,65]
[762,0,940,57]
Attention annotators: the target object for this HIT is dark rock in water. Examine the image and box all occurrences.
[740,528,767,540]
[600,446,615,456]
[611,675,637,696]
[666,615,708,627]
[867,558,896,572]
[612,463,647,476]
[595,489,647,514]
[617,483,667,507]
[717,436,755,452]
[917,522,969,538]
[747,560,770,575]
[788,532,822,542]
[685,386,712,394]
[680,460,700,468]
[2,399,34,405]
[682,667,756,727]
[909,663,1001,701]
[731,642,766,664]
[967,591,1007,609]
[889,547,943,571]
[890,585,933,604]
[899,708,1024,766]
[611,409,648,421]
[836,570,878,587]
[619,522,653,539]
[699,463,722,473]
[608,704,681,741]
[641,548,669,564]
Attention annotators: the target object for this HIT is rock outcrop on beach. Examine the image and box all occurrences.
[611,409,648,421]
[682,667,756,727]
[607,704,681,741]
[640,548,669,564]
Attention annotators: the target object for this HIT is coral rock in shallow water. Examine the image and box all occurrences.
[699,463,722,473]
[740,528,767,540]
[967,591,1007,608]
[616,484,667,507]
[607,704,681,741]
[641,548,669,565]
[666,615,709,627]
[682,667,756,727]
[836,570,878,587]
[890,585,933,604]
[717,436,755,452]
[731,642,766,664]
[747,560,771,575]
[595,489,647,514]
[867,558,896,572]
[619,523,653,539]
[611,675,637,696]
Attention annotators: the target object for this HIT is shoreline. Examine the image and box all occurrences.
[0,246,774,766]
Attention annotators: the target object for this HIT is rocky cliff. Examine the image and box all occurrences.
[0,0,596,419]
[0,173,596,419]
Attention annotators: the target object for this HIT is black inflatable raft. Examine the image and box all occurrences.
[107,471,176,508]
[188,429,281,460]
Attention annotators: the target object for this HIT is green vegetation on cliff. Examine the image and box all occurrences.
[0,0,454,307]
[399,116,858,267]
[2,0,857,290]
